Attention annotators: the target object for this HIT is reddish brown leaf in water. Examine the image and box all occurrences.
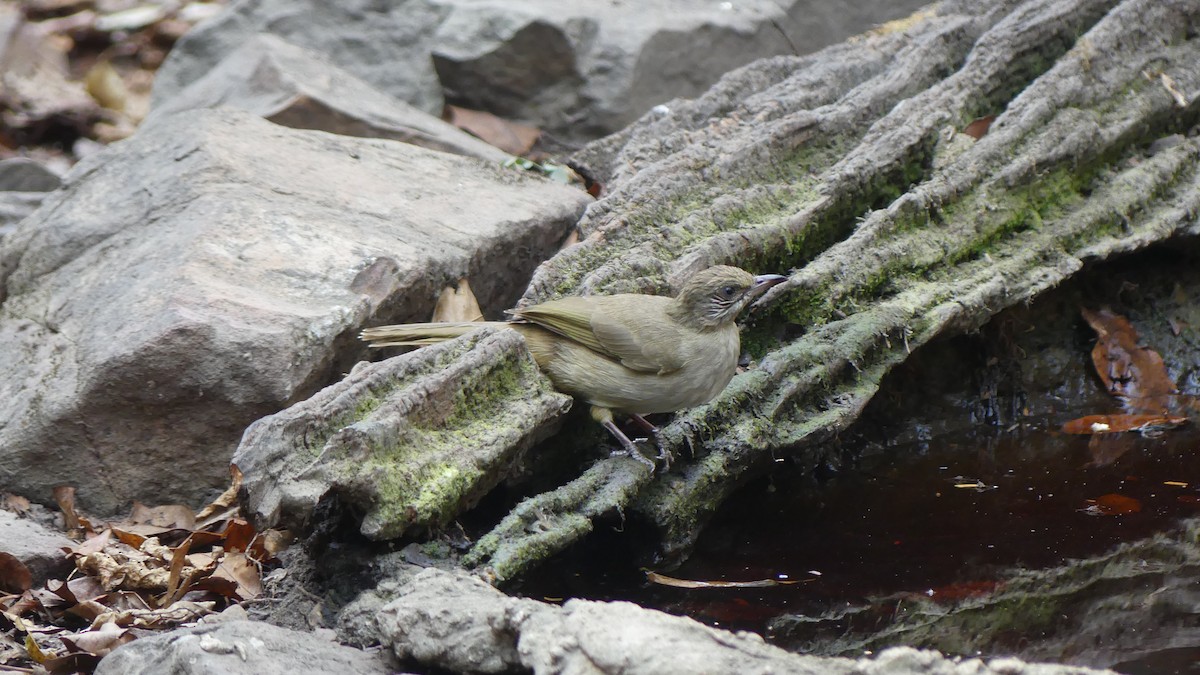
[1081,308,1179,412]
[1061,413,1189,434]
[1084,493,1142,516]
[927,579,1001,602]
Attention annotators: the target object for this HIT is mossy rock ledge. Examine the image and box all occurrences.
[243,0,1200,583]
[489,0,1200,579]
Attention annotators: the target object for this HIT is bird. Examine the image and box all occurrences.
[360,266,787,469]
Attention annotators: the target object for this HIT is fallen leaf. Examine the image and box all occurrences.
[444,105,540,156]
[0,553,33,594]
[962,115,996,139]
[1083,493,1142,516]
[208,552,261,600]
[1061,413,1188,434]
[926,579,1001,602]
[52,486,80,534]
[645,571,801,589]
[58,620,130,657]
[1159,72,1189,108]
[195,466,243,525]
[127,502,196,531]
[1,494,32,514]
[431,279,484,323]
[84,59,127,113]
[1081,308,1180,412]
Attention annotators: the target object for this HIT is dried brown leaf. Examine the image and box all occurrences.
[444,105,540,156]
[52,486,80,534]
[1081,307,1180,412]
[1,493,32,515]
[195,466,243,525]
[962,115,996,139]
[91,601,213,630]
[0,553,33,594]
[205,552,261,601]
[58,620,130,657]
[431,279,484,323]
[128,502,196,531]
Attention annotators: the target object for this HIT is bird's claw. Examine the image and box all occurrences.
[611,445,658,472]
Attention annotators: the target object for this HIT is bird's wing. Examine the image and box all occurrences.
[512,296,686,374]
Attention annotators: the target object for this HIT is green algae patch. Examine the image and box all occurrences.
[261,327,572,542]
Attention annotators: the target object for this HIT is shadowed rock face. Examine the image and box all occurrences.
[0,108,589,515]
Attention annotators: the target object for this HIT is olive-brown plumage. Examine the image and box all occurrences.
[360,266,786,468]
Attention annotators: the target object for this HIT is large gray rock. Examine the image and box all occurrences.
[148,34,510,163]
[0,108,590,515]
[373,567,1116,675]
[95,620,394,675]
[0,510,72,584]
[153,0,931,146]
[152,0,449,115]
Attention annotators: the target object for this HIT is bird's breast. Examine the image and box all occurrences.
[536,324,740,415]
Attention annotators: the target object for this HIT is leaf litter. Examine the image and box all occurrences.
[0,466,289,673]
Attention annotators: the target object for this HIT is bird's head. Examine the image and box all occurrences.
[670,265,787,329]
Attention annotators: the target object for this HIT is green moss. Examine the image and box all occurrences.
[332,340,556,539]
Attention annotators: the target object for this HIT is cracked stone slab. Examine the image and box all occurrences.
[0,107,590,515]
[147,34,509,163]
[95,620,394,675]
[151,0,930,147]
[372,567,1116,675]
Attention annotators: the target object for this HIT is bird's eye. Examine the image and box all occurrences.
[722,285,737,297]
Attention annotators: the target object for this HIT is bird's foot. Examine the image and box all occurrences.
[629,414,673,471]
[608,445,657,472]
[602,419,657,472]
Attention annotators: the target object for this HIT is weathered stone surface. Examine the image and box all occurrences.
[0,158,62,192]
[153,0,930,147]
[0,108,590,515]
[372,567,1114,675]
[152,0,450,116]
[234,327,572,539]
[428,0,930,145]
[377,568,540,673]
[0,191,46,236]
[147,34,509,163]
[95,620,394,675]
[0,510,72,584]
[456,0,1200,576]
[0,143,66,238]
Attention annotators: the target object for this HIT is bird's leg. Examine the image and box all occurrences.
[628,414,672,470]
[592,406,656,472]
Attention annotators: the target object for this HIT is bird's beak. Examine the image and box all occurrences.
[751,274,788,295]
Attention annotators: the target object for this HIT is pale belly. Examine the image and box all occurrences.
[536,326,740,414]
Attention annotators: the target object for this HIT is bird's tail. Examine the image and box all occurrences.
[359,322,504,347]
